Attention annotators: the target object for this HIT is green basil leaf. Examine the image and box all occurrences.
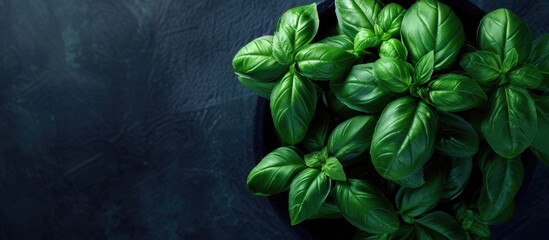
[530,34,549,89]
[335,179,400,234]
[310,202,343,219]
[319,34,354,51]
[481,85,537,158]
[478,8,532,63]
[247,146,306,195]
[530,34,549,74]
[288,168,331,225]
[353,231,390,240]
[388,225,416,240]
[328,115,378,161]
[459,50,502,85]
[414,211,467,240]
[392,169,425,188]
[486,199,516,225]
[233,36,289,81]
[271,69,318,145]
[457,208,491,238]
[324,90,363,120]
[354,28,381,52]
[453,201,468,222]
[380,38,408,60]
[441,157,473,201]
[301,107,331,152]
[331,63,395,113]
[335,0,384,39]
[476,147,524,223]
[501,48,519,73]
[373,57,413,94]
[531,146,549,166]
[237,75,277,99]
[427,74,487,112]
[374,24,391,42]
[323,157,347,181]
[531,93,549,165]
[296,43,356,80]
[304,148,328,168]
[376,3,406,37]
[371,97,438,181]
[414,51,435,85]
[401,0,465,70]
[396,170,443,218]
[508,64,543,89]
[273,3,319,65]
[436,112,479,157]
[468,221,491,238]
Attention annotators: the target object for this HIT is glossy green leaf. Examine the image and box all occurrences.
[478,8,532,63]
[459,209,491,238]
[530,34,549,74]
[301,107,331,152]
[296,43,356,80]
[481,85,537,158]
[310,202,343,219]
[328,115,378,161]
[476,147,524,223]
[530,34,549,89]
[508,64,542,89]
[331,63,395,113]
[335,0,384,38]
[387,225,416,240]
[273,3,319,64]
[414,211,467,240]
[371,97,438,181]
[414,51,435,85]
[531,93,549,165]
[501,48,519,73]
[468,221,491,238]
[247,147,306,195]
[440,157,473,201]
[319,34,354,51]
[323,157,347,181]
[335,179,400,234]
[304,148,328,168]
[401,0,465,70]
[486,199,516,225]
[427,74,487,112]
[237,75,277,99]
[459,50,502,85]
[233,36,289,81]
[396,170,442,218]
[270,69,318,145]
[530,146,549,166]
[354,28,381,51]
[380,39,408,60]
[392,169,425,188]
[376,3,406,37]
[288,168,331,225]
[324,90,363,119]
[373,57,413,94]
[436,112,479,157]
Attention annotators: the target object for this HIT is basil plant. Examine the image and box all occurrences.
[233,0,549,239]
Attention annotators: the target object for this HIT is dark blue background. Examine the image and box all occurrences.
[0,0,547,239]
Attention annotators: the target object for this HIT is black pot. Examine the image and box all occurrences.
[252,0,537,239]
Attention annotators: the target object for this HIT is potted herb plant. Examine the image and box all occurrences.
[233,0,549,239]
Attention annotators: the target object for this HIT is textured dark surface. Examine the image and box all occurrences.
[0,0,546,239]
